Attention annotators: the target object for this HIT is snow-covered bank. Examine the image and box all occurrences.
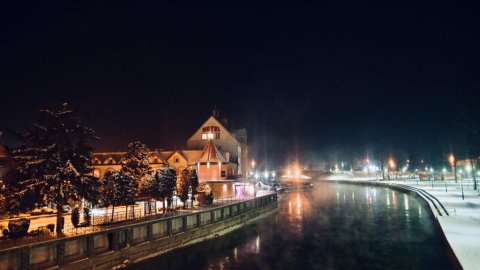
[323,175,480,270]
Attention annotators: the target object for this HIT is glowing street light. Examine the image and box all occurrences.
[389,159,396,170]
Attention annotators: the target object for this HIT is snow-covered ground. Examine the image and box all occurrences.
[325,174,480,270]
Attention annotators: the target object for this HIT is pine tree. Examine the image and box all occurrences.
[141,170,164,214]
[158,168,176,211]
[11,103,99,235]
[99,170,136,221]
[115,171,136,218]
[190,169,199,207]
[177,169,190,209]
[99,170,117,221]
[121,141,150,191]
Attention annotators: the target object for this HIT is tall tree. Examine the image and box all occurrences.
[99,170,136,221]
[190,169,199,207]
[141,169,170,214]
[158,168,176,211]
[177,169,190,209]
[11,103,99,235]
[121,141,150,190]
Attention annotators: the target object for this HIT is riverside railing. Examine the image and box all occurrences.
[0,193,277,251]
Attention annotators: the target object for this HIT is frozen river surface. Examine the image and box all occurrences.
[131,182,454,269]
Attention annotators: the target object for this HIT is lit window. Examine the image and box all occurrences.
[208,133,214,139]
[202,133,207,140]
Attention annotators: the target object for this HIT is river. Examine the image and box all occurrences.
[130,181,454,269]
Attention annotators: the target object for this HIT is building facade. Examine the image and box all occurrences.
[91,110,248,198]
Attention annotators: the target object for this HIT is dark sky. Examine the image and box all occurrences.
[1,1,479,167]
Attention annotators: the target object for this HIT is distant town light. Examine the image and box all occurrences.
[449,154,455,167]
[389,159,395,169]
[264,171,269,178]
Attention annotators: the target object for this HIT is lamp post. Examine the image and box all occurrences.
[443,168,447,193]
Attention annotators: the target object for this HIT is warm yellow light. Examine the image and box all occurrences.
[389,159,395,169]
[449,154,455,167]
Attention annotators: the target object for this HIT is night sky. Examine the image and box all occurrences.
[1,1,479,167]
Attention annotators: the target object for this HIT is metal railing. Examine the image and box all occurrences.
[0,193,277,250]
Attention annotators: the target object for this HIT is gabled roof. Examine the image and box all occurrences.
[147,152,167,164]
[197,140,226,163]
[165,150,188,162]
[187,115,237,143]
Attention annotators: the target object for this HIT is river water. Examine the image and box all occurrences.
[131,181,454,269]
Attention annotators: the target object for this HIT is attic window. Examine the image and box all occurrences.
[202,133,207,139]
[215,132,220,139]
[174,157,179,163]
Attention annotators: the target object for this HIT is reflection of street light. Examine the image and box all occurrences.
[449,154,457,183]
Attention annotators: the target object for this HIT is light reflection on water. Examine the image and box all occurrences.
[131,182,453,270]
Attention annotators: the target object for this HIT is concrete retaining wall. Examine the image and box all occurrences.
[0,194,278,270]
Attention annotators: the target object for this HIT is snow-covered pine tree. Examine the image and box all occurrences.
[158,167,176,211]
[99,170,118,221]
[177,169,190,209]
[141,170,163,214]
[99,170,136,221]
[120,141,150,192]
[115,171,136,219]
[11,103,99,235]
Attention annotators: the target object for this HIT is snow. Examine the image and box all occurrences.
[325,174,480,270]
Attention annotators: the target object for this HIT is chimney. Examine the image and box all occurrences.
[212,106,220,118]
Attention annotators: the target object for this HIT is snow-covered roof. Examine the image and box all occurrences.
[197,140,226,163]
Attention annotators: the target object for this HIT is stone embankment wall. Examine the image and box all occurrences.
[0,193,278,270]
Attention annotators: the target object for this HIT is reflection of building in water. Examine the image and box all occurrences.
[91,109,249,199]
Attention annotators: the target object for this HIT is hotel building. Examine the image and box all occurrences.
[91,110,249,198]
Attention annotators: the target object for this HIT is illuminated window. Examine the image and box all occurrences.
[208,133,214,139]
[202,133,207,140]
